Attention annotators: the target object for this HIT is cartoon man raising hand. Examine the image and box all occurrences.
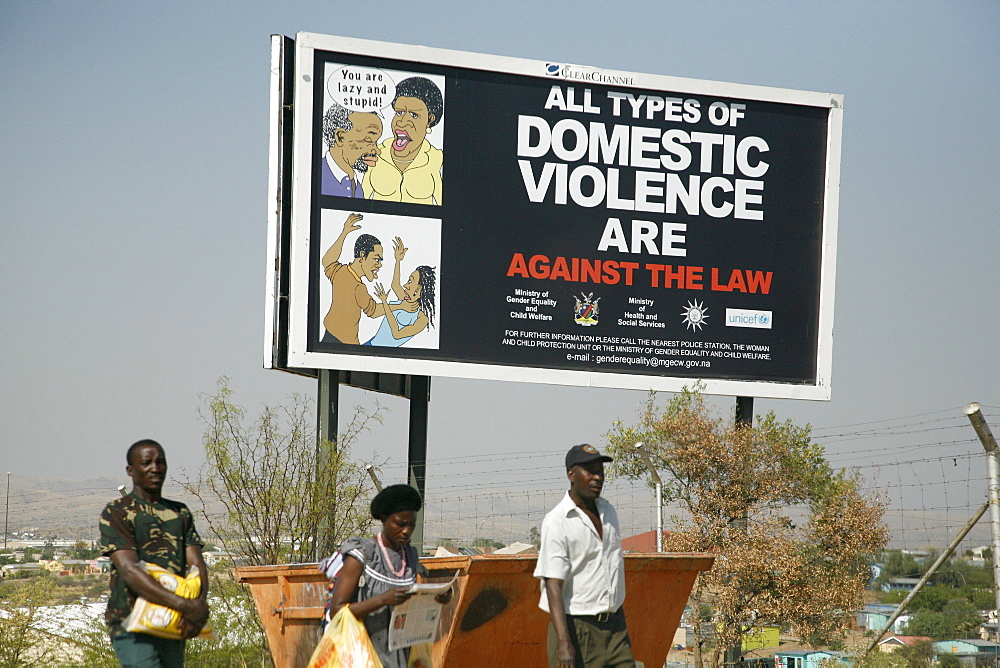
[322,213,384,344]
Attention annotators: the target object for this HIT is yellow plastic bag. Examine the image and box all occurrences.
[407,642,433,668]
[123,561,215,640]
[308,606,383,668]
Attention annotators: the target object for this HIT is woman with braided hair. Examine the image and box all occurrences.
[364,236,436,347]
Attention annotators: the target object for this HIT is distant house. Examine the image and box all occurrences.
[857,604,912,634]
[685,623,716,647]
[969,545,990,566]
[868,562,883,589]
[882,577,921,593]
[621,530,669,553]
[979,619,998,643]
[932,639,1000,662]
[857,604,898,631]
[83,558,107,575]
[1,563,44,577]
[36,558,90,575]
[432,545,460,557]
[429,545,484,557]
[60,559,91,574]
[202,550,238,566]
[38,559,66,574]
[685,624,778,652]
[774,649,849,668]
[742,626,780,651]
[492,542,536,555]
[878,635,931,653]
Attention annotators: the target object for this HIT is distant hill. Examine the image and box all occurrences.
[3,475,207,542]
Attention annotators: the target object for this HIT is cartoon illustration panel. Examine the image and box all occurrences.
[316,210,442,350]
[319,63,446,205]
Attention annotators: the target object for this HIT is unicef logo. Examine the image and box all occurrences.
[759,314,769,325]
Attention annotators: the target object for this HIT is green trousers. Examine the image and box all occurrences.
[111,632,185,668]
[547,607,635,667]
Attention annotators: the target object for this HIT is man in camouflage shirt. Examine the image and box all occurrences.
[100,439,209,667]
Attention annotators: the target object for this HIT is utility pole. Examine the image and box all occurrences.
[634,442,663,552]
[965,402,1000,612]
[863,502,988,655]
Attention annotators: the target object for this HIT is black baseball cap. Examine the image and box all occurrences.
[565,444,613,470]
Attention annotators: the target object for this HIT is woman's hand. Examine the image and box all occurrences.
[393,236,407,262]
[380,587,413,607]
[434,587,453,605]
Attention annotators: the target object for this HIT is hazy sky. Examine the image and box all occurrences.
[2,2,997,546]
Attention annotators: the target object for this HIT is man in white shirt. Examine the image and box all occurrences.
[534,444,635,668]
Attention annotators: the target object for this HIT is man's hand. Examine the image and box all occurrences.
[178,597,210,639]
[544,578,575,668]
[556,637,576,667]
[343,213,363,235]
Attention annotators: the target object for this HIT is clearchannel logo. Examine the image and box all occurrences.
[543,63,635,85]
[725,309,772,329]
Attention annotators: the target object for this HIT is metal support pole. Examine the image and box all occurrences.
[735,396,753,428]
[316,369,340,560]
[863,502,988,655]
[317,369,340,449]
[966,402,1000,612]
[725,397,754,667]
[408,375,431,556]
[634,442,663,552]
[654,480,663,553]
[4,472,9,551]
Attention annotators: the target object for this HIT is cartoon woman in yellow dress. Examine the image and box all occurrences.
[363,77,443,205]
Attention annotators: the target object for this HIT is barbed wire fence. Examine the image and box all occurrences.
[3,405,997,556]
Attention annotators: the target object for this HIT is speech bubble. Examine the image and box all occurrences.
[326,65,396,114]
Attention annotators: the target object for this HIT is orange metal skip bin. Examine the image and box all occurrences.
[237,552,713,668]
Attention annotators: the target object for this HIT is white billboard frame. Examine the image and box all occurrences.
[267,32,841,401]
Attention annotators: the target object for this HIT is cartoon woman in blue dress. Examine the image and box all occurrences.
[365,237,436,347]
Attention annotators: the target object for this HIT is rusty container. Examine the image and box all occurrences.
[237,552,713,668]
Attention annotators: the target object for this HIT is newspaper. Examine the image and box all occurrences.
[387,577,456,652]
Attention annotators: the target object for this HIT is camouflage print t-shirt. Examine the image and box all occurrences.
[99,492,203,637]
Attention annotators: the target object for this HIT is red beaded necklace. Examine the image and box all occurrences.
[377,533,408,578]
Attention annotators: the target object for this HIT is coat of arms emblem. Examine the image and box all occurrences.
[573,293,600,326]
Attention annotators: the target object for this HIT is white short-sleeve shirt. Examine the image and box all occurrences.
[533,491,626,615]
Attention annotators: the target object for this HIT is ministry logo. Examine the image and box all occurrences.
[573,293,600,326]
[681,300,709,332]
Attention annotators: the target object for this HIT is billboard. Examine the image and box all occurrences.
[266,33,842,400]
